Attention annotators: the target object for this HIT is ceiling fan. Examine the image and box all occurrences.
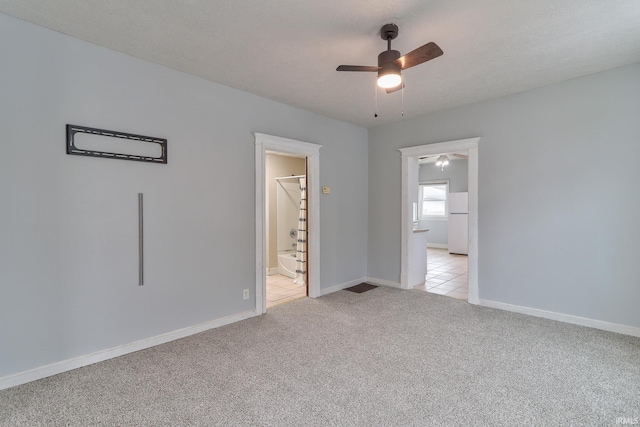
[336,24,443,93]
[419,153,468,169]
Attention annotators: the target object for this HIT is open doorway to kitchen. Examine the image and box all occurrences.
[399,137,479,304]
[254,133,321,314]
[414,154,469,300]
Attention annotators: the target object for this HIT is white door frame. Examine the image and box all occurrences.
[254,133,322,314]
[399,137,480,304]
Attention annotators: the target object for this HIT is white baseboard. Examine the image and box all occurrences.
[366,277,402,289]
[320,277,368,296]
[266,267,279,276]
[427,243,448,249]
[479,299,640,338]
[0,310,258,391]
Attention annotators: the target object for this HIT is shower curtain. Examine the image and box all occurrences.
[294,177,307,286]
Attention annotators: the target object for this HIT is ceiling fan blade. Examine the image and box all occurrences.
[336,65,380,72]
[396,42,443,70]
[385,82,405,94]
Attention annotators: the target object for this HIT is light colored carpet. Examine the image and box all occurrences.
[1,287,639,426]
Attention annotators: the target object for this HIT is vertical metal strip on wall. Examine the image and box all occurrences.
[138,193,144,286]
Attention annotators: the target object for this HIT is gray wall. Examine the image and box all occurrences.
[369,62,640,328]
[0,14,368,378]
[418,159,468,245]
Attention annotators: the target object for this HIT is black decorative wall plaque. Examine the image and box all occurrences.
[66,124,167,164]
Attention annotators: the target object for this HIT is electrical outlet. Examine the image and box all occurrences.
[322,186,331,194]
[243,289,249,300]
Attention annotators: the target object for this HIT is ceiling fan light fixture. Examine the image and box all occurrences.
[377,63,402,89]
[377,73,402,89]
[336,23,444,115]
[436,155,450,170]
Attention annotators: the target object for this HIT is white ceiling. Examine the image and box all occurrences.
[1,1,639,128]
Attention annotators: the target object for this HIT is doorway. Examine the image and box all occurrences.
[265,153,307,308]
[254,133,321,314]
[399,137,480,304]
[415,152,470,300]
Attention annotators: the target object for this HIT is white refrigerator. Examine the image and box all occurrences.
[448,192,468,255]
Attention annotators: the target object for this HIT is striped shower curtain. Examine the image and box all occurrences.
[294,177,307,286]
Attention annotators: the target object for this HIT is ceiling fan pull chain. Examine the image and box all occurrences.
[374,79,378,118]
[401,75,405,116]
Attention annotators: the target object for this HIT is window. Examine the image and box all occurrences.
[419,181,448,219]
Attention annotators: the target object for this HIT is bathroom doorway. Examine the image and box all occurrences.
[254,133,321,315]
[265,152,308,308]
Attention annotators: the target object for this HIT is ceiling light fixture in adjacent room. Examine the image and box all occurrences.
[435,155,449,171]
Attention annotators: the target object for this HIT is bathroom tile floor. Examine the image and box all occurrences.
[266,274,307,309]
[414,248,468,300]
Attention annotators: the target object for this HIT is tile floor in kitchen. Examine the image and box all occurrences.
[414,248,468,300]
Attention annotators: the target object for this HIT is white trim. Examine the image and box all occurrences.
[266,267,279,276]
[479,299,640,338]
[0,310,257,391]
[366,277,402,289]
[320,277,368,296]
[399,138,479,158]
[467,145,479,304]
[254,133,322,315]
[427,243,448,249]
[399,138,480,304]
